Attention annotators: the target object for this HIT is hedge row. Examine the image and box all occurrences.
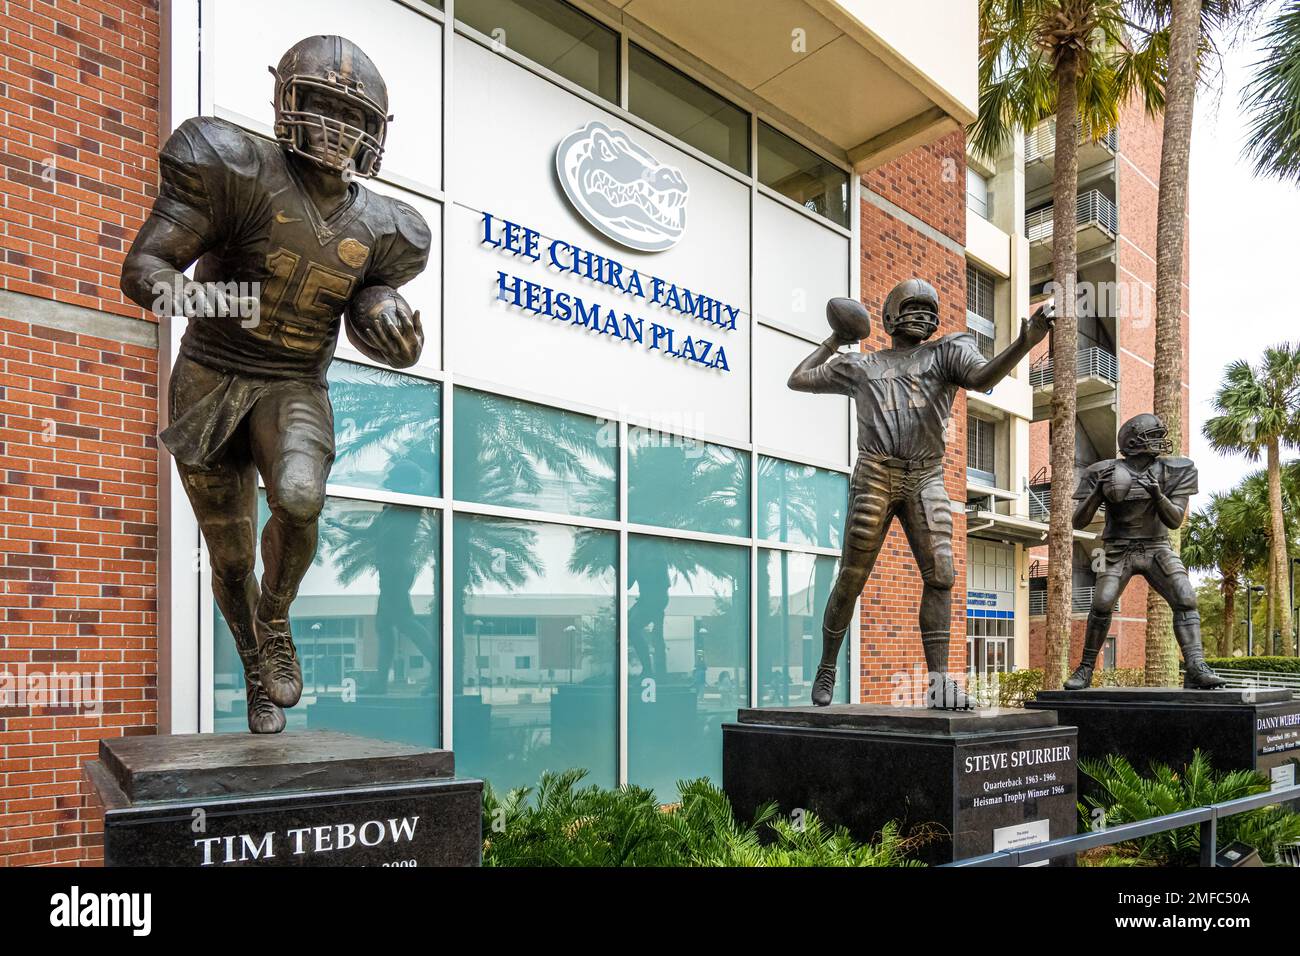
[1206,656,1300,674]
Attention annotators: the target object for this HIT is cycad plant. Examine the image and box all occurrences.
[1080,750,1300,865]
[480,769,926,867]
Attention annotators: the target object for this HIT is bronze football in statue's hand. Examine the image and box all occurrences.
[346,285,424,369]
[825,297,872,345]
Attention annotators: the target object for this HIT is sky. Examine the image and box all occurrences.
[1188,11,1300,497]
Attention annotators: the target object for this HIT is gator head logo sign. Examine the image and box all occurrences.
[555,121,688,253]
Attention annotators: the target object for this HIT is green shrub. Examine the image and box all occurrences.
[480,768,928,867]
[967,668,1042,707]
[1206,656,1300,674]
[1093,667,1145,687]
[1079,750,1300,867]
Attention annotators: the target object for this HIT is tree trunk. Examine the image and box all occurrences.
[1221,572,1237,658]
[1044,56,1081,691]
[1146,0,1201,686]
[1268,438,1292,655]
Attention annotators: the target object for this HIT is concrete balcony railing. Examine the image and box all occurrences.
[1024,119,1118,166]
[1025,189,1118,244]
[1028,346,1118,390]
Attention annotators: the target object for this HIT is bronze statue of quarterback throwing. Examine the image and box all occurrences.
[121,36,431,733]
[790,282,1054,709]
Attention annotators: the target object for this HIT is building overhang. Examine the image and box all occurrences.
[608,0,977,171]
[966,510,1049,546]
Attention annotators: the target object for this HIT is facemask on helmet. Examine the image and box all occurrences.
[271,35,391,179]
[882,278,940,339]
[1118,414,1173,457]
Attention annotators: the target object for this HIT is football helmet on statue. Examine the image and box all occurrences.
[1118,413,1174,458]
[270,35,391,178]
[881,278,940,339]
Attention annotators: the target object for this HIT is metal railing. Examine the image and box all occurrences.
[1024,120,1119,165]
[1028,483,1051,522]
[1029,346,1118,389]
[1025,189,1119,243]
[1214,668,1300,698]
[947,782,1300,867]
[1027,582,1117,616]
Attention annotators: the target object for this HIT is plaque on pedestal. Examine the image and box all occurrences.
[84,731,482,867]
[1027,687,1300,782]
[722,705,1078,865]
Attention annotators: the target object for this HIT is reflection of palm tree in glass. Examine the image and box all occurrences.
[756,460,844,704]
[318,479,440,695]
[573,437,749,679]
[329,370,439,487]
[456,390,614,513]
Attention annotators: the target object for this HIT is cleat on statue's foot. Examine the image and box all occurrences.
[256,616,303,708]
[245,677,286,734]
[928,674,977,710]
[1063,663,1094,691]
[1184,661,1226,690]
[811,664,837,706]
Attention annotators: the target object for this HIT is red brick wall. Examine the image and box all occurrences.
[0,0,159,317]
[856,132,969,703]
[0,0,160,867]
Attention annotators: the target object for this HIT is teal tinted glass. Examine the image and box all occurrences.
[327,361,441,497]
[628,44,750,173]
[628,428,750,536]
[757,122,850,228]
[213,496,441,746]
[453,514,618,791]
[627,535,748,801]
[457,0,619,102]
[453,388,617,519]
[757,550,847,706]
[757,456,848,550]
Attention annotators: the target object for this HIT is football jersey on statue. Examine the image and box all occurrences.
[152,116,431,382]
[1075,457,1199,541]
[799,333,987,462]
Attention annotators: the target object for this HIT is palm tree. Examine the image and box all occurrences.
[1182,490,1262,655]
[972,0,1165,688]
[1127,0,1268,682]
[1243,1,1300,182]
[1204,346,1300,656]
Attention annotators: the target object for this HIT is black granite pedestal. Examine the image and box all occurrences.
[84,731,482,867]
[722,705,1078,865]
[1027,688,1300,789]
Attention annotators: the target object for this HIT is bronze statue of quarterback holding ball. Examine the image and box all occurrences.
[121,35,430,733]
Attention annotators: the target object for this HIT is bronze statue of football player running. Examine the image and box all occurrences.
[790,281,1054,709]
[121,36,431,732]
[1066,413,1226,690]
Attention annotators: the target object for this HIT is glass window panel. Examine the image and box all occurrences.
[213,496,441,746]
[627,428,750,536]
[453,387,617,519]
[757,122,849,228]
[628,44,750,173]
[757,550,846,706]
[456,0,618,102]
[757,455,847,550]
[627,535,748,802]
[327,361,441,497]
[453,515,618,791]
